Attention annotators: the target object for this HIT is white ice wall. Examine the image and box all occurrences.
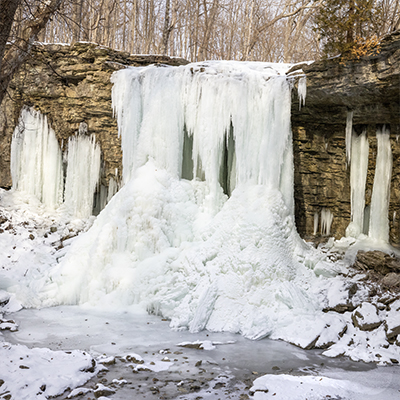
[346,129,369,238]
[369,126,392,242]
[11,107,63,209]
[11,107,101,219]
[64,134,101,219]
[111,61,293,209]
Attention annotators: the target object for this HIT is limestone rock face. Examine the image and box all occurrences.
[292,31,400,244]
[354,250,400,275]
[0,42,188,191]
[0,33,399,245]
[353,250,400,292]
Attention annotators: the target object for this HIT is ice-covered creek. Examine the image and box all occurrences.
[3,306,399,400]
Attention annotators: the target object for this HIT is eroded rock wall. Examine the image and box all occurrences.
[0,42,188,192]
[292,31,400,245]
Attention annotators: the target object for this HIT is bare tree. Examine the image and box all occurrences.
[0,0,64,105]
[0,0,22,72]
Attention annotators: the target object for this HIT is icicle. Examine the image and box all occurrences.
[320,208,333,236]
[107,177,119,203]
[64,134,101,218]
[345,111,353,165]
[345,129,369,238]
[369,126,392,242]
[297,76,306,110]
[10,107,63,209]
[111,62,293,209]
[313,212,319,235]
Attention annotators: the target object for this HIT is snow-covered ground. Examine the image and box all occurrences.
[1,189,399,399]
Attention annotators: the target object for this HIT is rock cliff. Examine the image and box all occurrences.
[0,32,399,244]
[291,31,400,244]
[0,42,188,196]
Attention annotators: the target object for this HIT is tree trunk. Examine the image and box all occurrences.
[0,0,21,72]
[0,0,63,105]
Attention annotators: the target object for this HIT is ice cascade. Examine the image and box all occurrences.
[345,129,369,238]
[369,126,392,241]
[11,107,63,209]
[39,62,340,342]
[10,107,101,219]
[64,134,101,219]
[345,125,393,242]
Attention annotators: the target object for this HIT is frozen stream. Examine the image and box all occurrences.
[2,305,400,399]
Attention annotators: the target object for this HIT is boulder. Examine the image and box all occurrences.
[351,302,382,331]
[353,250,400,275]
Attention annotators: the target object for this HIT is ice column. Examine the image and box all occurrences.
[64,134,101,218]
[369,126,392,242]
[320,208,333,236]
[10,107,63,209]
[345,129,369,238]
[297,76,307,110]
[345,111,354,165]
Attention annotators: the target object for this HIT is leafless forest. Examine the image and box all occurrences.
[7,0,400,63]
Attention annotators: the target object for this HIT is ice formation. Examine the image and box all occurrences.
[345,125,392,242]
[297,76,307,110]
[64,134,101,218]
[346,129,369,238]
[39,61,334,341]
[369,126,392,241]
[11,107,63,209]
[345,110,353,165]
[10,107,101,219]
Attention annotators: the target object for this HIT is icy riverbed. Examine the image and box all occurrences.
[0,189,399,399]
[2,305,400,400]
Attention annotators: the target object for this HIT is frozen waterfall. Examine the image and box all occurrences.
[111,62,293,209]
[11,107,63,210]
[369,126,392,241]
[346,129,369,238]
[10,107,101,219]
[39,61,334,342]
[345,125,392,242]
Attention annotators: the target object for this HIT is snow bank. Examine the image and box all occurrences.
[0,342,96,399]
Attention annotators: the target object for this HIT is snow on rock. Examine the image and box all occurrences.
[93,383,116,397]
[0,342,97,399]
[67,387,93,398]
[352,302,382,331]
[0,317,18,332]
[386,299,400,342]
[178,340,216,350]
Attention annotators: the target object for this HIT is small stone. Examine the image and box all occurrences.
[29,234,35,240]
[272,366,280,371]
[195,360,202,367]
[125,355,144,364]
[94,383,115,397]
[50,226,58,233]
